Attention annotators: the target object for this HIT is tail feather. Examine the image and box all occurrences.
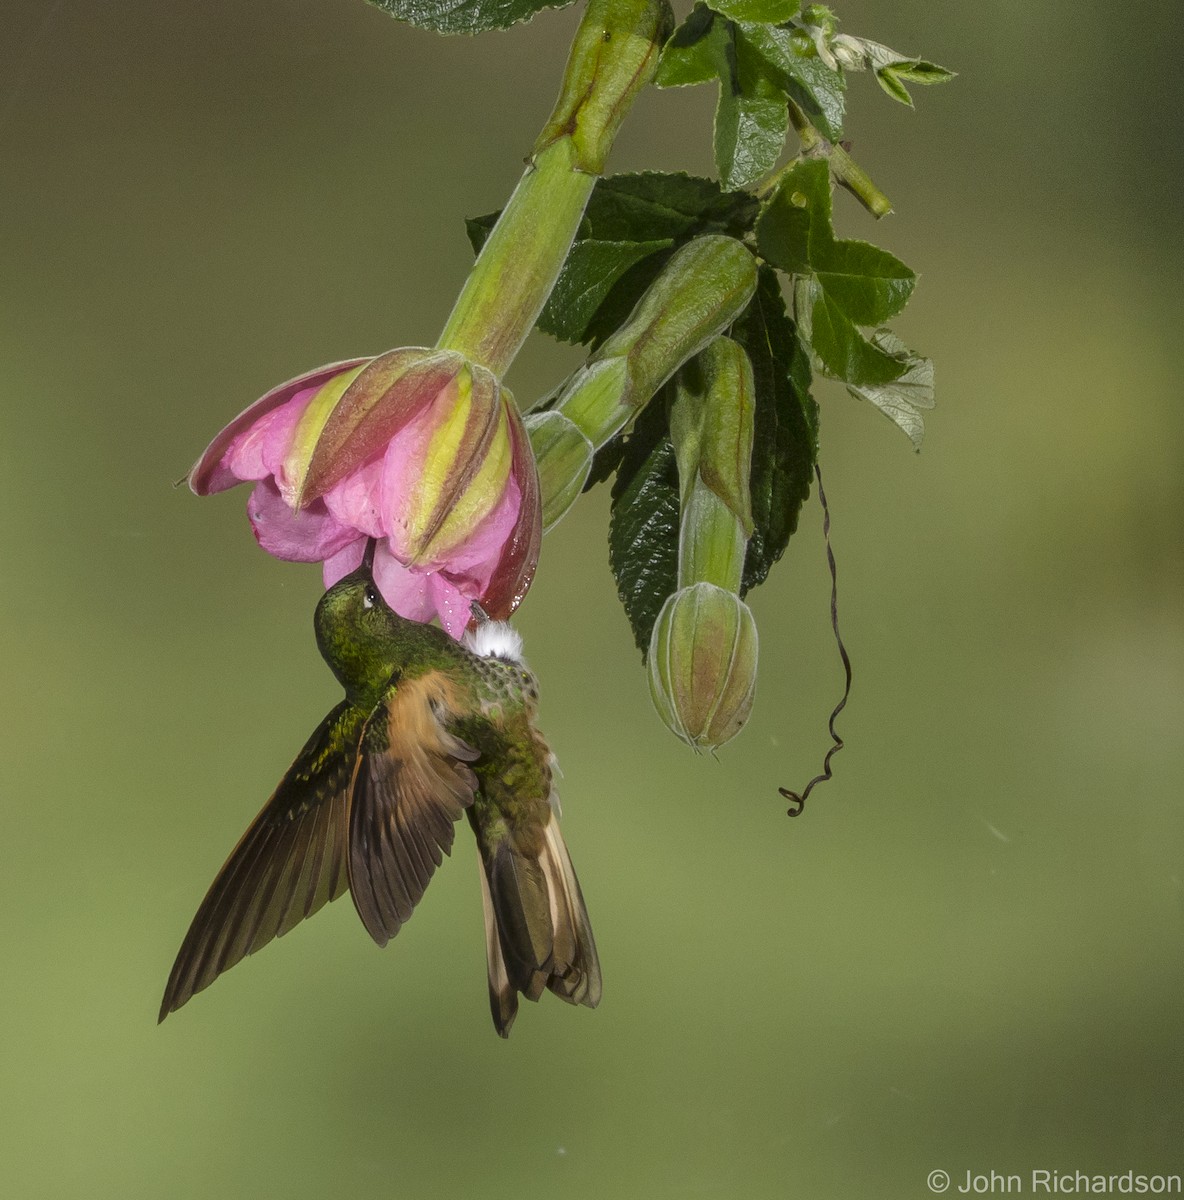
[476,815,601,1037]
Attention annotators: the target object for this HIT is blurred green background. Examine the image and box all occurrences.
[2,0,1181,1196]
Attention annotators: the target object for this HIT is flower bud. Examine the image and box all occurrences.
[539,235,757,530]
[647,583,759,751]
[534,0,675,174]
[523,410,595,533]
[648,336,760,749]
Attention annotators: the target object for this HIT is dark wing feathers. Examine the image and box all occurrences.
[347,674,479,947]
[159,701,365,1021]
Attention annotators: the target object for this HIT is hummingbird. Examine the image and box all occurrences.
[159,542,601,1036]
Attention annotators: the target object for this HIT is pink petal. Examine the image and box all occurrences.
[443,472,521,586]
[322,537,367,589]
[429,573,477,640]
[321,455,386,539]
[189,358,370,495]
[247,479,359,562]
[223,387,316,486]
[372,543,439,625]
[482,403,542,619]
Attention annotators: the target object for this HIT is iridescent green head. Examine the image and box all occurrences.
[314,542,447,701]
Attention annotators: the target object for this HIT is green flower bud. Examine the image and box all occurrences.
[555,235,758,450]
[647,583,759,751]
[524,409,595,532]
[534,0,675,174]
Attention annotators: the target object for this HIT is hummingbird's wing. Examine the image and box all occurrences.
[159,701,365,1022]
[347,673,479,947]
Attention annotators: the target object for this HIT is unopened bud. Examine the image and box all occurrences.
[647,583,759,751]
[555,235,758,450]
[534,0,675,174]
[524,409,595,532]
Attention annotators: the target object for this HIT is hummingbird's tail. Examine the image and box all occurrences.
[475,814,601,1038]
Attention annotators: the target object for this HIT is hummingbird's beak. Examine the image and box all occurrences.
[361,537,378,575]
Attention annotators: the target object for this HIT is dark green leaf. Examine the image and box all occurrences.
[814,240,915,325]
[714,29,790,190]
[655,12,790,189]
[608,397,681,656]
[655,5,719,87]
[538,238,673,343]
[584,172,759,242]
[731,267,818,594]
[365,0,573,35]
[757,158,915,383]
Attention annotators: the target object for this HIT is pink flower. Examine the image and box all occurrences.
[189,349,541,639]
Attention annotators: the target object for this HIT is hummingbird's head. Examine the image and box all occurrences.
[313,544,429,698]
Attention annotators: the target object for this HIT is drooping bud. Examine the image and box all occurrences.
[647,336,759,750]
[648,583,759,751]
[537,235,758,527]
[523,410,596,533]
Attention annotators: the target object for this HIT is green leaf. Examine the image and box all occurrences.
[655,4,719,87]
[875,66,915,107]
[741,24,845,141]
[731,267,817,594]
[814,240,915,325]
[706,0,799,20]
[805,278,909,386]
[538,238,673,343]
[584,172,759,242]
[845,329,935,449]
[365,0,573,35]
[608,398,681,656]
[892,59,956,85]
[655,10,790,190]
[714,29,790,190]
[756,158,915,384]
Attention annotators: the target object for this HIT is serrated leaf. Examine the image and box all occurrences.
[714,31,790,190]
[585,172,759,242]
[608,398,681,656]
[757,158,916,379]
[538,238,673,343]
[707,0,800,25]
[845,329,934,449]
[814,240,915,325]
[731,267,817,594]
[365,0,573,35]
[655,10,791,189]
[741,24,845,141]
[805,279,908,386]
[655,4,719,87]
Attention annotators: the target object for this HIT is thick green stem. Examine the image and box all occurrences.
[435,0,672,379]
[436,139,593,378]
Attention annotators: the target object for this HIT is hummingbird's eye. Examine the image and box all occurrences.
[363,585,378,610]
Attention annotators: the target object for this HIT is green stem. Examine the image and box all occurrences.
[436,138,593,379]
[435,0,672,379]
[762,97,893,219]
